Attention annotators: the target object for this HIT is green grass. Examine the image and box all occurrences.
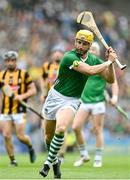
[0,151,130,179]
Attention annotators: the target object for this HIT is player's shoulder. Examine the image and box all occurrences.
[0,69,6,74]
[18,68,27,73]
[63,49,78,59]
[64,49,76,55]
[43,61,49,66]
[18,69,30,76]
[42,61,52,67]
[0,69,7,77]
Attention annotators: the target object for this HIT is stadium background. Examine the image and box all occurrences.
[0,0,130,159]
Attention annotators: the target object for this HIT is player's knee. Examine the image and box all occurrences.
[3,132,12,140]
[16,133,24,141]
[45,133,53,142]
[72,125,80,134]
[3,133,11,140]
[93,127,101,135]
[56,125,66,134]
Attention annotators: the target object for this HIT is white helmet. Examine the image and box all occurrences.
[90,42,100,56]
[3,51,18,60]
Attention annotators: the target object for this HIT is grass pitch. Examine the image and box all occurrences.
[0,151,129,179]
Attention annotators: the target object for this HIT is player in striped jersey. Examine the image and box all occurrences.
[40,48,64,102]
[0,51,37,166]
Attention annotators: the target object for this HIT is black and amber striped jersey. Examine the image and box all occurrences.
[42,61,59,90]
[0,69,32,114]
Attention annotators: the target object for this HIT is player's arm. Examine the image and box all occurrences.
[14,82,37,102]
[39,76,48,101]
[99,63,115,84]
[110,74,119,106]
[14,71,37,101]
[39,65,48,101]
[0,71,2,89]
[73,48,117,78]
[99,48,118,83]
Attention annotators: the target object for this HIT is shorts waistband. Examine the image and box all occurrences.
[51,88,79,101]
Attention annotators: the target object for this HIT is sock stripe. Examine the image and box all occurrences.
[49,152,56,158]
[54,136,64,142]
[50,145,60,152]
[55,133,64,138]
[52,140,64,147]
[46,133,64,163]
[49,148,59,155]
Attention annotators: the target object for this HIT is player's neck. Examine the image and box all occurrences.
[80,52,88,61]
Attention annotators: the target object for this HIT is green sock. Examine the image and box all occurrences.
[47,133,64,163]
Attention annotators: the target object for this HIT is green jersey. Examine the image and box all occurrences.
[81,72,106,103]
[54,49,104,98]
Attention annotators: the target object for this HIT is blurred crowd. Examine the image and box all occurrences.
[0,0,130,153]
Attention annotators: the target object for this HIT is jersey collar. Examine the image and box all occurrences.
[80,52,88,62]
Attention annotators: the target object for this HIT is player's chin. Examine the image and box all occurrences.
[8,67,15,71]
[76,50,84,56]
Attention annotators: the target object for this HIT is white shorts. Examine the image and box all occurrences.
[80,101,106,115]
[0,113,26,124]
[42,88,80,120]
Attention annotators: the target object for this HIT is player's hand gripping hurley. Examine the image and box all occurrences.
[77,11,126,70]
[2,84,44,119]
[104,90,129,120]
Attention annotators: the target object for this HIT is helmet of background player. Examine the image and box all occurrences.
[51,46,65,63]
[76,29,94,43]
[3,51,18,61]
[3,51,18,71]
[89,41,100,56]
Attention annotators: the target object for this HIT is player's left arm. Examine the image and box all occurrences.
[23,82,37,99]
[110,73,119,106]
[99,48,118,84]
[100,63,115,84]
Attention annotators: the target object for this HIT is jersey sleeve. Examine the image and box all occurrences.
[61,52,79,68]
[25,71,33,85]
[42,62,49,79]
[0,71,2,88]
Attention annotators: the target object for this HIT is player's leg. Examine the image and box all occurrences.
[40,119,58,178]
[42,119,56,151]
[72,106,90,167]
[39,88,80,178]
[58,131,67,164]
[92,102,105,167]
[43,119,62,178]
[42,119,61,178]
[2,120,18,166]
[14,113,36,163]
[92,113,104,167]
[40,107,75,178]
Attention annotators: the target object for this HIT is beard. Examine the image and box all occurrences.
[8,66,16,72]
[76,49,88,56]
[55,59,60,63]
